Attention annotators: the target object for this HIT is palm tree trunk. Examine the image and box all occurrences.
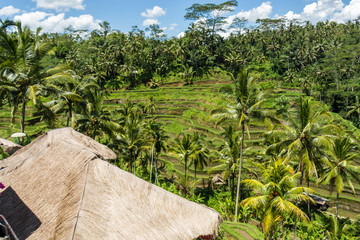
[10,103,17,125]
[133,153,136,175]
[150,145,154,183]
[21,98,26,133]
[129,150,133,173]
[185,157,187,184]
[194,163,197,180]
[307,180,311,220]
[235,124,245,222]
[299,151,303,186]
[67,103,72,127]
[336,192,339,219]
[294,151,303,238]
[155,154,159,185]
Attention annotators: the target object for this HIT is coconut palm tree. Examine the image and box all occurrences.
[266,97,339,186]
[241,158,314,239]
[145,119,167,184]
[0,22,53,133]
[75,89,121,141]
[116,112,146,175]
[211,70,267,221]
[317,137,360,219]
[209,125,240,200]
[189,132,208,180]
[43,64,99,127]
[171,133,197,186]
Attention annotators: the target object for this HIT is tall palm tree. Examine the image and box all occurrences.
[317,137,360,219]
[241,158,314,239]
[266,97,339,186]
[116,112,146,175]
[75,89,120,141]
[209,125,241,200]
[211,70,267,221]
[44,64,99,127]
[145,119,167,184]
[0,22,53,133]
[171,133,197,185]
[189,132,208,180]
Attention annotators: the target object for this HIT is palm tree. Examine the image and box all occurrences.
[0,22,53,133]
[171,133,197,186]
[241,158,314,239]
[145,119,167,184]
[189,132,208,180]
[209,125,240,200]
[116,112,146,175]
[266,97,339,186]
[317,137,360,219]
[44,64,99,127]
[144,96,157,116]
[211,70,267,221]
[75,89,120,141]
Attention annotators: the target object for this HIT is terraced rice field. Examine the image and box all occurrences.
[1,75,360,221]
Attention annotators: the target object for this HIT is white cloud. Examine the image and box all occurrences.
[301,0,343,22]
[220,1,272,35]
[33,0,85,11]
[0,6,20,17]
[279,0,359,23]
[282,11,301,20]
[142,18,160,26]
[177,32,185,38]
[141,6,166,18]
[233,1,272,22]
[332,0,360,22]
[13,11,101,33]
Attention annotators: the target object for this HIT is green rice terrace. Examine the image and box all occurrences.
[1,74,360,239]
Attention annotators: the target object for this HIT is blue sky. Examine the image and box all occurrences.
[0,0,358,37]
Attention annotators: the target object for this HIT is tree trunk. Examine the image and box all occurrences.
[299,151,304,186]
[307,180,311,220]
[184,157,187,186]
[133,153,136,175]
[150,146,154,183]
[234,124,245,222]
[67,102,72,127]
[10,103,17,125]
[194,163,197,180]
[155,154,159,185]
[336,192,339,220]
[21,98,26,133]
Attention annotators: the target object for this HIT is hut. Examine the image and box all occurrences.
[0,128,221,239]
[0,138,22,155]
[211,174,225,186]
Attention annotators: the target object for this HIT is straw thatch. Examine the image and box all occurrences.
[0,128,221,239]
[212,174,225,185]
[0,138,22,155]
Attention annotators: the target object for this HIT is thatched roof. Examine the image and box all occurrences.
[0,138,22,155]
[212,174,225,185]
[0,128,221,239]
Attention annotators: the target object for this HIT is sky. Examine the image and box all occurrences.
[0,0,359,37]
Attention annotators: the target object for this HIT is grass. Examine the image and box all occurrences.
[221,221,264,240]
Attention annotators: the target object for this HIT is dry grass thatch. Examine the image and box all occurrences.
[0,127,221,239]
[212,174,225,185]
[0,138,22,155]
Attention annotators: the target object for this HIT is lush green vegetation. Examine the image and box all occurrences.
[2,1,360,239]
